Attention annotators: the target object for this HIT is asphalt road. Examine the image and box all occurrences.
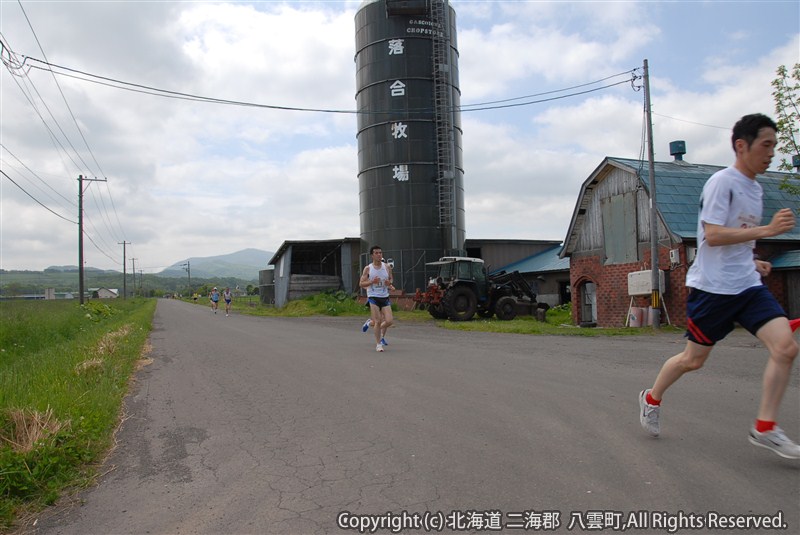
[28,298,799,534]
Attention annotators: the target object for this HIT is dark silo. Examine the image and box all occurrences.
[355,0,465,293]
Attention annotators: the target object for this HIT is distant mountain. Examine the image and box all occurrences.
[158,248,273,281]
[43,266,120,274]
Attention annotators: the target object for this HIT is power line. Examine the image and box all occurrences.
[651,112,728,130]
[0,143,76,207]
[4,54,89,172]
[459,69,639,109]
[17,0,107,178]
[457,78,635,112]
[24,55,640,115]
[3,24,128,253]
[0,170,76,224]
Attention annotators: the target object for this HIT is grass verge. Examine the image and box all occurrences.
[0,299,156,530]
[229,293,679,336]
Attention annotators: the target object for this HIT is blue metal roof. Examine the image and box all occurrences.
[491,244,570,275]
[608,158,800,241]
[770,249,800,269]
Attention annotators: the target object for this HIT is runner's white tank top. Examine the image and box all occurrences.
[367,263,390,298]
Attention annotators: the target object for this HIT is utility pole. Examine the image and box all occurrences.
[130,258,137,296]
[643,59,661,329]
[118,241,129,299]
[182,261,191,293]
[78,174,106,305]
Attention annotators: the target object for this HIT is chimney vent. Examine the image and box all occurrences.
[669,140,686,161]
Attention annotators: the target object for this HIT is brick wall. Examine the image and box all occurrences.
[569,244,794,328]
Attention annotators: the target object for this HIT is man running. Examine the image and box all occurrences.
[223,287,233,316]
[639,113,798,459]
[359,246,395,352]
[209,287,220,314]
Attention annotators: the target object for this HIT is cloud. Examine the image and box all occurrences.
[1,1,798,273]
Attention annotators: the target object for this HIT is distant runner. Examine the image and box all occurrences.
[359,246,395,352]
[209,287,220,314]
[223,287,233,316]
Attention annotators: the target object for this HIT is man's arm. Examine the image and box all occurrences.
[359,266,371,288]
[386,266,394,290]
[704,208,795,246]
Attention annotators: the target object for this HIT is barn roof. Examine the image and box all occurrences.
[561,157,799,257]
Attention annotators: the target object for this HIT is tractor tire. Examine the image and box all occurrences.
[442,286,478,321]
[429,304,448,319]
[494,295,518,321]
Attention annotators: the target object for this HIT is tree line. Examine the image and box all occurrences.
[0,270,258,298]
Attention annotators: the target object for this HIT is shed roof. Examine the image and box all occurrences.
[491,244,569,275]
[561,157,800,257]
[770,249,800,269]
[268,238,361,265]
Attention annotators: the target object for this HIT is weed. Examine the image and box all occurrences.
[0,299,155,529]
[0,407,68,454]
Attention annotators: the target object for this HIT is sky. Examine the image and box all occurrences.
[1,0,798,274]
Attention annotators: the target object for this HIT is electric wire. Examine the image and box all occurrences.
[24,56,639,115]
[0,157,74,216]
[0,170,76,224]
[84,207,119,262]
[87,184,123,244]
[17,0,107,178]
[652,112,727,130]
[0,144,76,208]
[459,69,639,108]
[5,15,128,259]
[4,57,87,172]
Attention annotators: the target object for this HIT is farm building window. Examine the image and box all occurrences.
[600,192,638,265]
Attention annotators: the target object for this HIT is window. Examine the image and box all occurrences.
[601,192,638,264]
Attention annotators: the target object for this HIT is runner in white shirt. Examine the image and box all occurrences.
[359,246,395,353]
[639,113,799,459]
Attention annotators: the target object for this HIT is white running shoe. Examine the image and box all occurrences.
[748,426,800,459]
[362,319,371,332]
[639,389,660,437]
[376,344,384,352]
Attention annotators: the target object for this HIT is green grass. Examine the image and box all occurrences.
[439,303,680,336]
[0,299,156,530]
[228,294,679,336]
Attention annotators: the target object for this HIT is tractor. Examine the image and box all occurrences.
[412,257,544,321]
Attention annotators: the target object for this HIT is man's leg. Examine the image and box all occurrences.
[748,316,800,458]
[651,340,714,400]
[370,304,383,346]
[755,317,798,423]
[640,340,713,436]
[380,306,394,342]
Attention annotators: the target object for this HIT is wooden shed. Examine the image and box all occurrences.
[560,156,800,327]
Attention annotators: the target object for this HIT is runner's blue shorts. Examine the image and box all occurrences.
[685,285,786,346]
[368,296,391,309]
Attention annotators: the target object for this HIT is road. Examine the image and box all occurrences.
[28,298,799,534]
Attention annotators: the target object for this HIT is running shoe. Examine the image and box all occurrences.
[362,319,371,333]
[380,338,388,346]
[748,426,800,459]
[376,344,384,353]
[639,389,660,437]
